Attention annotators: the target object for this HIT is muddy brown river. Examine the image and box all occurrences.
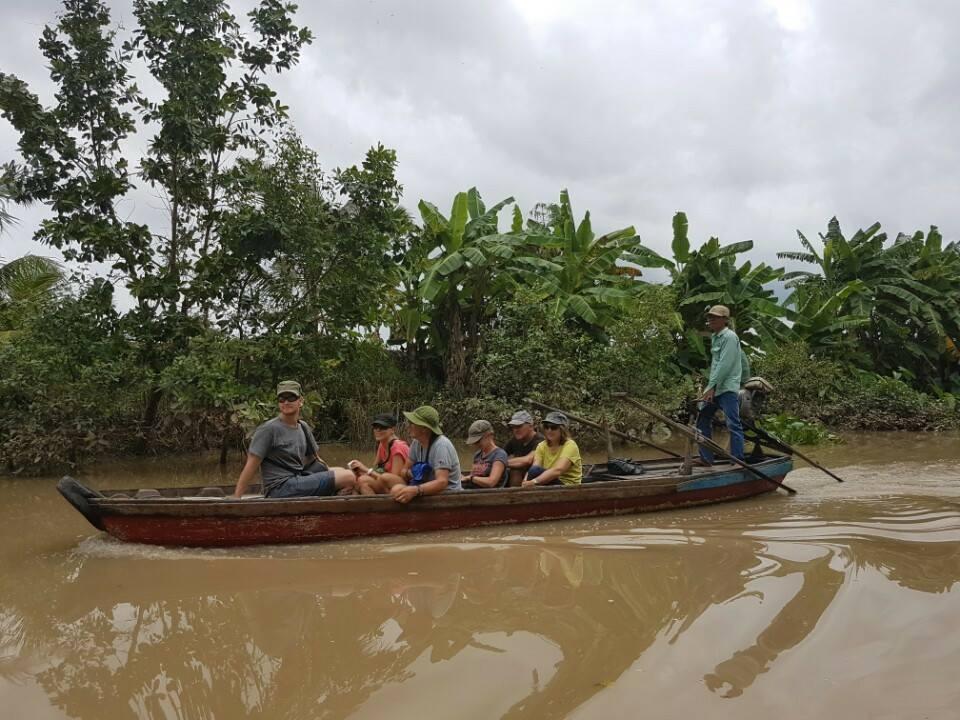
[1,432,959,719]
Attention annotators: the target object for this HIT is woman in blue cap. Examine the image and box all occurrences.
[522,411,582,487]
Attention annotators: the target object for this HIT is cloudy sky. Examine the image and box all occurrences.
[2,0,959,283]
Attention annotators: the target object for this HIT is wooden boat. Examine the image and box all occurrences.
[57,454,794,547]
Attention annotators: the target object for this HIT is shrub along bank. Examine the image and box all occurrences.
[2,285,957,476]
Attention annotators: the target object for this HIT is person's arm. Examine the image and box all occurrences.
[349,459,370,475]
[233,453,263,498]
[387,451,406,476]
[471,460,506,488]
[366,450,407,486]
[507,451,535,469]
[391,469,449,503]
[522,457,571,486]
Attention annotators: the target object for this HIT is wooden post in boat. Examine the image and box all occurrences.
[680,408,695,477]
[611,393,798,495]
[602,417,615,460]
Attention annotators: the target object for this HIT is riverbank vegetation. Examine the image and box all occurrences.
[2,0,959,473]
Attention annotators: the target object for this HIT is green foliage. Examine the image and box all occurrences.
[760,413,839,446]
[472,285,691,438]
[0,254,64,341]
[210,133,410,336]
[517,189,654,329]
[409,187,520,389]
[755,342,959,431]
[3,1,960,473]
[781,218,960,391]
[0,282,147,471]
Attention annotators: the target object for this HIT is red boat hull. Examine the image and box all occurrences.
[99,476,782,547]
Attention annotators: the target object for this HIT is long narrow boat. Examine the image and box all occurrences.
[57,454,794,547]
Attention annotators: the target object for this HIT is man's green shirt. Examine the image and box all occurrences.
[708,327,744,396]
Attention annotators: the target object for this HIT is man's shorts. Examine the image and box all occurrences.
[265,471,337,498]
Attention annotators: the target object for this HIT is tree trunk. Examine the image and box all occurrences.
[445,304,468,393]
[140,386,164,451]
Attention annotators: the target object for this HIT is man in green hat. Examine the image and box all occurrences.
[232,381,357,498]
[696,306,746,464]
[390,405,462,503]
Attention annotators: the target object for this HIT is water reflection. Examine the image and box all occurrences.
[1,495,958,720]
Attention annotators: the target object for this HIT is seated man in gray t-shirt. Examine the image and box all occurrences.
[232,381,357,498]
[389,405,462,504]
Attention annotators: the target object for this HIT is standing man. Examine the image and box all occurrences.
[696,305,746,464]
[232,381,357,498]
[503,410,544,487]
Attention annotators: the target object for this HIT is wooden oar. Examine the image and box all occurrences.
[743,419,844,483]
[523,398,683,459]
[611,393,798,495]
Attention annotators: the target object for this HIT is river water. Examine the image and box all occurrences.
[1,432,959,719]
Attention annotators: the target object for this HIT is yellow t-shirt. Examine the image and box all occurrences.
[533,439,582,485]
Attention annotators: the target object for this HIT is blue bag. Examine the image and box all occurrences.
[410,461,433,486]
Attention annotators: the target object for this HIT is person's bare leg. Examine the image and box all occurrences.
[331,467,358,494]
[379,472,406,491]
[358,474,387,495]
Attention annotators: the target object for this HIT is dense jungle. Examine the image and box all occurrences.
[2,0,959,475]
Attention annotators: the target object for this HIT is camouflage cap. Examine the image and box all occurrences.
[276,380,303,398]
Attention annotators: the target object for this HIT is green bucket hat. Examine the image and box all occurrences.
[403,405,443,435]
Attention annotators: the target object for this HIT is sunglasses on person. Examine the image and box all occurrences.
[542,423,560,430]
[278,394,300,403]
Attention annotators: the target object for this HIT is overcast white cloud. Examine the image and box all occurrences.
[2,0,959,282]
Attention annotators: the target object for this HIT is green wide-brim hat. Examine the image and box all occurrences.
[403,405,443,435]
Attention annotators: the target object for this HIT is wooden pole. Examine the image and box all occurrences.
[524,398,683,459]
[602,417,615,460]
[744,420,844,483]
[611,393,798,495]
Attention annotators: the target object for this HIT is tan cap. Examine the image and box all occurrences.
[743,376,774,393]
[705,305,731,318]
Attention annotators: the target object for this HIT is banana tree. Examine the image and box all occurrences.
[638,212,792,368]
[511,189,657,329]
[411,187,522,390]
[0,254,64,340]
[779,218,960,386]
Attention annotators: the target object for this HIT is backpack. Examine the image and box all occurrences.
[606,458,646,476]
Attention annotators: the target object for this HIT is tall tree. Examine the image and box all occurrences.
[0,0,312,432]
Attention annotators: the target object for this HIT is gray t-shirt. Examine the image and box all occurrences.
[248,417,319,489]
[409,435,462,492]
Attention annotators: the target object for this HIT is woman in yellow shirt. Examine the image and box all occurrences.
[522,411,582,487]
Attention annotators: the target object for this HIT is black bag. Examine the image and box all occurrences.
[606,458,646,476]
